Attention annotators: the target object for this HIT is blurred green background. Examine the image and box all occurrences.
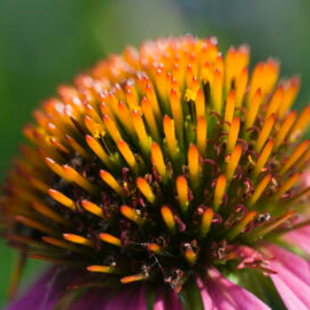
[1,0,310,307]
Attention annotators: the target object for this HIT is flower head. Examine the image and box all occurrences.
[2,36,310,309]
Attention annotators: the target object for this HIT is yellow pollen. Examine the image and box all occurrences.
[155,68,167,103]
[195,89,205,120]
[186,65,194,89]
[248,62,263,104]
[248,211,295,241]
[273,111,297,150]
[120,273,148,284]
[44,157,70,181]
[170,88,183,138]
[85,104,102,124]
[176,176,189,212]
[136,177,155,203]
[106,92,119,116]
[62,165,97,194]
[117,102,135,137]
[81,200,104,219]
[188,144,200,188]
[200,62,213,85]
[297,148,310,170]
[278,77,300,118]
[200,208,214,238]
[245,89,262,131]
[141,97,160,142]
[224,90,235,131]
[161,205,176,233]
[212,69,223,115]
[163,115,179,158]
[125,86,139,112]
[103,114,122,144]
[214,54,224,74]
[85,135,112,167]
[225,47,236,94]
[226,116,240,154]
[213,174,227,211]
[197,116,207,157]
[65,135,91,160]
[255,114,275,153]
[289,105,310,141]
[228,211,257,241]
[48,189,75,210]
[226,144,242,181]
[87,265,115,273]
[184,247,197,264]
[279,140,309,174]
[63,233,94,247]
[253,140,274,178]
[235,45,250,77]
[50,138,70,155]
[132,110,150,152]
[261,58,279,95]
[235,67,248,108]
[120,205,144,225]
[84,115,105,139]
[100,102,116,122]
[99,233,122,247]
[117,140,137,171]
[248,174,272,207]
[275,173,302,200]
[265,86,283,118]
[147,243,162,254]
[151,142,167,180]
[145,83,162,122]
[100,170,125,197]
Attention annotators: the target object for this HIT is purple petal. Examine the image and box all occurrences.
[68,288,110,310]
[7,267,66,310]
[103,288,135,310]
[71,285,147,310]
[201,268,270,310]
[153,287,183,310]
[196,277,216,309]
[117,285,147,310]
[7,267,148,310]
[267,244,310,309]
[283,225,310,255]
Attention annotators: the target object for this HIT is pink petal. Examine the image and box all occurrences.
[7,267,72,310]
[196,277,217,309]
[202,268,270,310]
[103,287,138,310]
[125,285,147,310]
[267,244,310,309]
[283,225,310,255]
[6,266,148,310]
[68,288,109,310]
[153,288,183,310]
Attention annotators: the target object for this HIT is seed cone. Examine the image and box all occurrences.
[1,36,310,292]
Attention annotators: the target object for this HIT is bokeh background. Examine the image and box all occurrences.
[1,0,310,307]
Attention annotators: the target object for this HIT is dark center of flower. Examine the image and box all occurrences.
[1,36,310,292]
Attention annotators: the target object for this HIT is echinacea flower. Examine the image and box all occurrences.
[2,35,310,309]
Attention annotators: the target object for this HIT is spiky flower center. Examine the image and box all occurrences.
[2,36,310,291]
